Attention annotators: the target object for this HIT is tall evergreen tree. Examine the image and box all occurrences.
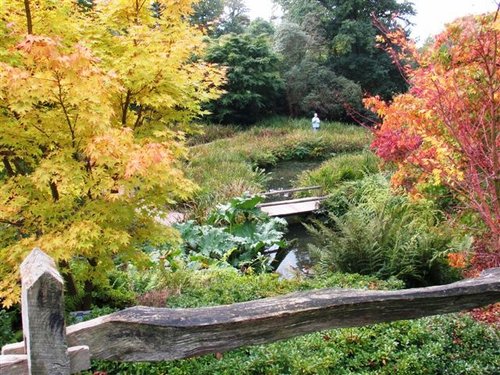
[216,0,251,36]
[276,0,415,99]
[190,0,225,35]
[205,32,284,124]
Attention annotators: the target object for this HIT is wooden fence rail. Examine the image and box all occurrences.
[1,248,499,374]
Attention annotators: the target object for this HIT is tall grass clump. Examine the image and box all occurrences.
[295,151,381,192]
[307,174,468,287]
[186,123,240,146]
[242,121,372,166]
[186,138,266,219]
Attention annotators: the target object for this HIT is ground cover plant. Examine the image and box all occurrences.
[140,267,404,308]
[83,268,499,375]
[175,193,288,272]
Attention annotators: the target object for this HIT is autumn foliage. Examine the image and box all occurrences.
[0,0,224,308]
[366,12,500,264]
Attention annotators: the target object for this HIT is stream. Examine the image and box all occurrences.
[264,160,323,278]
[265,160,323,192]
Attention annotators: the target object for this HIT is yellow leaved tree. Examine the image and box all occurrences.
[0,0,225,308]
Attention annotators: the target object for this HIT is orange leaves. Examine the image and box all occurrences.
[84,126,195,206]
[365,94,425,163]
[15,35,98,74]
[86,128,133,164]
[367,12,500,251]
[1,34,116,128]
[86,128,176,179]
[447,252,467,269]
[363,95,387,119]
[15,35,105,79]
[16,35,60,60]
[124,143,174,179]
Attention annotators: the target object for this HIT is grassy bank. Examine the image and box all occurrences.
[185,118,372,219]
[295,151,380,193]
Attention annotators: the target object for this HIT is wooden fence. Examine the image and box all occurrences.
[1,248,499,374]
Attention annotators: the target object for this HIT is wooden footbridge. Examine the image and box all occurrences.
[258,186,327,217]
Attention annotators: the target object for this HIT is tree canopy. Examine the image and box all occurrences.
[274,0,415,118]
[205,30,284,124]
[366,12,499,253]
[0,0,224,308]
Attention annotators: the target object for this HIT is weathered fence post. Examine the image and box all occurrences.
[20,248,70,375]
[1,248,90,374]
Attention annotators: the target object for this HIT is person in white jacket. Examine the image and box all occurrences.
[311,113,320,131]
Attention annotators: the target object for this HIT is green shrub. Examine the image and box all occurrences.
[0,309,17,347]
[307,174,467,287]
[109,265,402,311]
[419,183,461,212]
[66,305,120,325]
[164,268,403,308]
[64,268,137,312]
[91,275,137,309]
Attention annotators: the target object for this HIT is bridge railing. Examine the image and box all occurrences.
[1,248,499,374]
[262,185,323,198]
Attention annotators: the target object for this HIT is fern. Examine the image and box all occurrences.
[308,174,468,287]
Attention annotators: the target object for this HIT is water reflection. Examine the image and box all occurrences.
[264,160,323,279]
[265,160,322,192]
[273,216,316,279]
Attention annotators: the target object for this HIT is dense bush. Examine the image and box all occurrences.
[0,309,16,347]
[124,255,403,311]
[165,268,403,308]
[204,32,284,125]
[307,174,467,287]
[283,59,364,120]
